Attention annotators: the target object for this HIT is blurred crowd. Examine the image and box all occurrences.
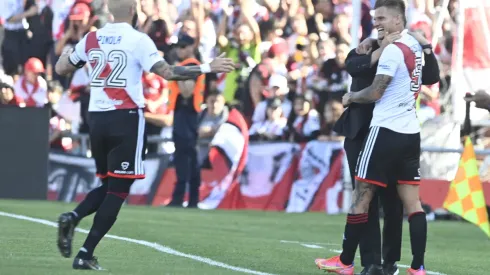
[0,0,458,155]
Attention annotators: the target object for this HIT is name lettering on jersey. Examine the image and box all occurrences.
[97,35,122,45]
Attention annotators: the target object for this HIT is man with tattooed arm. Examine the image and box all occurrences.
[54,0,235,270]
[315,1,430,275]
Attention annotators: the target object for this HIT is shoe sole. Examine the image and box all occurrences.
[317,265,353,275]
[57,214,74,258]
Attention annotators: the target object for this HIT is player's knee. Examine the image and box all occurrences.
[397,184,422,213]
[107,177,133,199]
[404,200,423,214]
[349,181,375,214]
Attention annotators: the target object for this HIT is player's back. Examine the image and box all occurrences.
[83,23,151,112]
[371,31,423,134]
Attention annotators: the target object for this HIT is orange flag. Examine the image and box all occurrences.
[443,137,490,238]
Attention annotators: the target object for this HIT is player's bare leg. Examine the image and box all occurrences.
[397,184,427,275]
[57,178,109,258]
[315,180,377,274]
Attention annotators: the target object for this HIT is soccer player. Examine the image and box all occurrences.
[314,1,427,275]
[54,0,235,270]
[331,20,440,275]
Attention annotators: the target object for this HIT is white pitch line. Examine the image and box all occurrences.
[328,249,446,275]
[280,240,339,246]
[0,211,276,275]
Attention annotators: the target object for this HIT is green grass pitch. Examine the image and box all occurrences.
[0,199,488,275]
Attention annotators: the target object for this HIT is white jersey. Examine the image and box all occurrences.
[69,23,164,112]
[371,32,423,134]
[14,76,48,107]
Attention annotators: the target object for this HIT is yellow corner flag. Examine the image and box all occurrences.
[443,137,490,238]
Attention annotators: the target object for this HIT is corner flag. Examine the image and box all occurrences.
[443,136,490,238]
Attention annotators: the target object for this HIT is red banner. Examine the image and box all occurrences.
[152,142,345,212]
[47,145,490,212]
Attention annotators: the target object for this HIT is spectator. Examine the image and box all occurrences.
[167,33,205,208]
[198,90,229,139]
[142,0,173,56]
[249,97,287,141]
[48,0,76,80]
[287,14,309,56]
[25,0,52,68]
[330,13,351,45]
[318,42,349,108]
[47,80,72,152]
[285,94,321,142]
[418,83,440,124]
[0,82,22,106]
[252,73,292,123]
[287,36,317,96]
[54,2,91,88]
[191,0,217,64]
[306,0,335,37]
[242,38,289,121]
[318,99,343,141]
[217,1,261,103]
[13,58,48,108]
[142,72,170,153]
[69,64,90,134]
[1,0,39,77]
[54,3,91,57]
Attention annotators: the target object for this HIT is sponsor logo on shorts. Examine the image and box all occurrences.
[121,162,130,170]
[114,170,135,175]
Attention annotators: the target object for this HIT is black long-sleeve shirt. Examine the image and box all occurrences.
[333,43,440,140]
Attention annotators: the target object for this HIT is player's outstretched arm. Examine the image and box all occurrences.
[343,74,392,106]
[150,53,236,81]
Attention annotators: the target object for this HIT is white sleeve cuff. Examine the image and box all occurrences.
[200,63,211,73]
[69,52,82,65]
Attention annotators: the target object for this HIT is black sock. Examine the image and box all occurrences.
[72,178,109,222]
[409,211,427,270]
[340,213,369,266]
[76,193,125,259]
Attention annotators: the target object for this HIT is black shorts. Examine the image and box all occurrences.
[88,109,147,179]
[354,126,420,188]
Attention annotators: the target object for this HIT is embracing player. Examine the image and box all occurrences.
[54,0,235,270]
[314,1,427,275]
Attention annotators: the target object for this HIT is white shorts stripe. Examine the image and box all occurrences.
[134,109,145,175]
[358,126,380,179]
[357,127,376,178]
[357,129,373,178]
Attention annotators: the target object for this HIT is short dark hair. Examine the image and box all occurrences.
[374,0,407,26]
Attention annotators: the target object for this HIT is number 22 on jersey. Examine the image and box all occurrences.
[88,49,128,88]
